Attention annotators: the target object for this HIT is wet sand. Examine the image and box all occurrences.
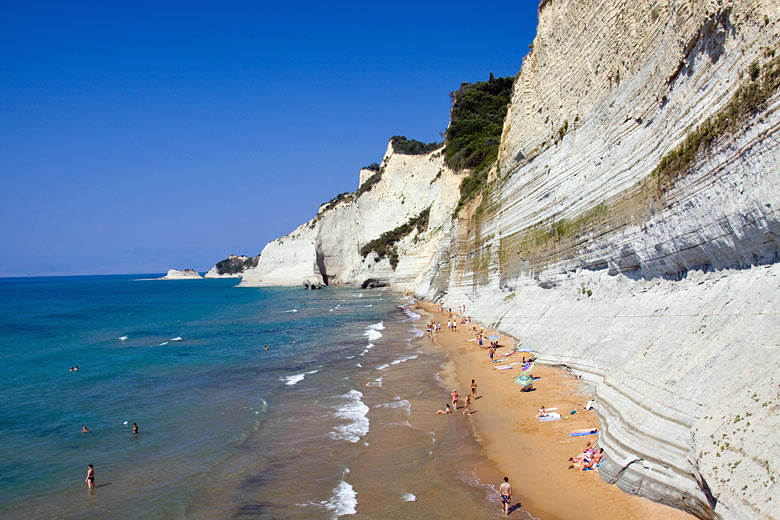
[417,301,692,520]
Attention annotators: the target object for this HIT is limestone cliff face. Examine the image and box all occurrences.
[238,1,780,517]
[159,269,202,279]
[240,143,461,290]
[431,1,780,518]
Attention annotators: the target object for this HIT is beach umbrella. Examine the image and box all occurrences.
[514,375,533,386]
[520,361,535,374]
[488,334,500,341]
[515,346,534,353]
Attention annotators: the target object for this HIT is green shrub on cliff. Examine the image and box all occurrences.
[652,53,780,188]
[445,74,515,214]
[390,136,443,155]
[359,207,431,269]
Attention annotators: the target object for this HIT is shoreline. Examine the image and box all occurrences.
[414,300,691,520]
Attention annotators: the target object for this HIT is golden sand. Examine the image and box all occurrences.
[417,301,692,520]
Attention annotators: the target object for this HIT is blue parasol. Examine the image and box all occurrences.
[514,374,534,386]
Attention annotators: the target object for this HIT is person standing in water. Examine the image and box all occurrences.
[132,423,139,434]
[85,464,95,489]
[499,476,512,516]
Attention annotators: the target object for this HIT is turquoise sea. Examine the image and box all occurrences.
[0,275,508,519]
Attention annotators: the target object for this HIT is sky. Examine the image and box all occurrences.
[0,1,540,276]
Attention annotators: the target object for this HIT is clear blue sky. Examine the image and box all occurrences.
[0,1,539,276]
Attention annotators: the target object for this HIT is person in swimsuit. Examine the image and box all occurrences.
[435,404,452,414]
[471,379,477,399]
[85,464,95,489]
[499,476,512,516]
[463,394,472,415]
[132,423,139,434]
[82,426,89,433]
[450,389,458,410]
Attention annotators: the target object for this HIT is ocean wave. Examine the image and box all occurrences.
[284,309,298,313]
[282,373,306,386]
[365,376,383,387]
[117,336,128,341]
[375,396,411,415]
[401,492,416,502]
[402,307,421,320]
[158,341,168,346]
[360,343,374,356]
[377,354,417,370]
[330,390,369,443]
[170,336,182,341]
[363,322,384,341]
[322,479,357,516]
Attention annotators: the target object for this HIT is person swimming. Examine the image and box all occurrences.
[82,426,89,433]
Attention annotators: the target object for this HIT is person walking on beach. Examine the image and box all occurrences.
[85,464,95,489]
[499,476,512,516]
[450,389,459,410]
[463,394,472,415]
[489,346,495,362]
[471,379,477,399]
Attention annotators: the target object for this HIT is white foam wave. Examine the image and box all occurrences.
[402,307,421,320]
[401,492,416,502]
[117,336,128,341]
[391,354,418,366]
[158,341,168,346]
[364,304,373,307]
[284,309,298,313]
[170,336,182,341]
[330,390,369,443]
[322,479,357,516]
[366,376,383,387]
[375,396,411,415]
[363,322,384,341]
[306,369,319,375]
[282,373,306,386]
[352,293,363,298]
[360,343,374,356]
[376,363,389,371]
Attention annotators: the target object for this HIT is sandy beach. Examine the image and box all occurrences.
[417,301,692,520]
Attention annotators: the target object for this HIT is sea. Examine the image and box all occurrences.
[0,275,519,519]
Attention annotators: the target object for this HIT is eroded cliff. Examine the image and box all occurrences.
[238,0,780,517]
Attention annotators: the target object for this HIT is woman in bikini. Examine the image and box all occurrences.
[471,379,477,399]
[85,464,95,488]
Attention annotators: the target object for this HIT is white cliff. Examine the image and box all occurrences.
[236,0,780,517]
[159,269,203,279]
[240,142,461,290]
[204,254,260,278]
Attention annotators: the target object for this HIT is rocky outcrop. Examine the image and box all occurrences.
[204,254,260,278]
[240,141,461,290]
[237,1,780,517]
[159,269,203,280]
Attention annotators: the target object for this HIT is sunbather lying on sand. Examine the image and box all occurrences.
[536,406,550,418]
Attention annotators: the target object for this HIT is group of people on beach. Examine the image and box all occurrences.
[568,441,605,471]
[435,379,479,416]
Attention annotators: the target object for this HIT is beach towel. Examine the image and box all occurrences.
[539,413,561,422]
[571,428,599,437]
[495,366,514,370]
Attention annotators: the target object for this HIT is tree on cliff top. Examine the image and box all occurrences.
[445,74,515,214]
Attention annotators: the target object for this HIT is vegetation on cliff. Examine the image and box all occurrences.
[652,54,780,190]
[214,255,260,275]
[360,207,431,269]
[445,74,515,215]
[390,136,443,155]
